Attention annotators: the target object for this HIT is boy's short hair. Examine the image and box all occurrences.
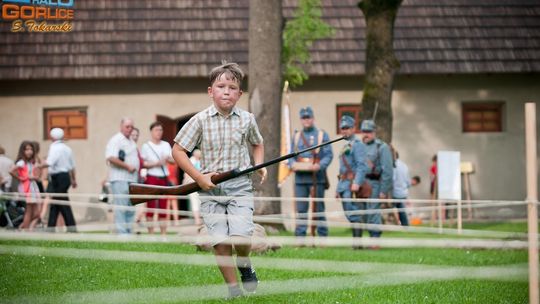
[209,61,244,86]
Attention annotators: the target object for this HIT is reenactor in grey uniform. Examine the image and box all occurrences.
[360,120,393,240]
[289,107,333,239]
[336,115,369,248]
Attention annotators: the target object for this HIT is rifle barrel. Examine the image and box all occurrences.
[238,136,345,175]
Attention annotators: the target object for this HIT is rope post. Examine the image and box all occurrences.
[457,200,462,234]
[525,102,539,304]
[438,201,443,234]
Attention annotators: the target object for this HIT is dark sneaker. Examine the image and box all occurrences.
[227,285,243,300]
[238,265,259,292]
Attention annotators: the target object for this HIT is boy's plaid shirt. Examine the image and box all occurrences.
[174,105,263,173]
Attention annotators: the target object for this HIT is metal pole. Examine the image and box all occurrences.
[525,102,539,304]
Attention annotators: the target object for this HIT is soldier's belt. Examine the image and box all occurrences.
[294,157,320,172]
[293,161,314,172]
[338,172,355,180]
[366,173,381,180]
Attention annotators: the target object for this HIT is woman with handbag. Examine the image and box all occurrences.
[141,121,174,236]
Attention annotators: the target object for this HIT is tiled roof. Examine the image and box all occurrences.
[0,0,539,79]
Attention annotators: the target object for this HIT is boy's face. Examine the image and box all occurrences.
[208,73,242,114]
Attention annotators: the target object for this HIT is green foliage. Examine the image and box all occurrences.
[282,0,334,88]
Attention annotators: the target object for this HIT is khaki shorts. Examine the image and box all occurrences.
[199,175,254,246]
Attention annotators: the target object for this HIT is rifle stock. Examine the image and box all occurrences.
[129,169,240,205]
[128,136,345,205]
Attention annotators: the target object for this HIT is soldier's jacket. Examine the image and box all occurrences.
[289,127,333,185]
[337,135,369,193]
[364,138,393,194]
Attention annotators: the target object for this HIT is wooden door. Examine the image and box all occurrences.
[156,115,176,147]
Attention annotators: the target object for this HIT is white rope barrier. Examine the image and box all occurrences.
[6,268,528,304]
[0,192,531,239]
[0,244,528,274]
[1,191,529,221]
[0,231,529,249]
[1,190,531,205]
[0,200,528,239]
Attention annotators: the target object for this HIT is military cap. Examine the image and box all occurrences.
[340,115,355,129]
[360,120,376,132]
[299,106,314,118]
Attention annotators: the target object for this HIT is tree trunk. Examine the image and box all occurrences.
[358,0,402,143]
[248,0,283,222]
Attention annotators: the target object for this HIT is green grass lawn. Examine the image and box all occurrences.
[0,222,532,303]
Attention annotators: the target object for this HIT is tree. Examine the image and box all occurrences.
[248,0,334,223]
[248,0,283,217]
[358,0,402,143]
[282,0,334,88]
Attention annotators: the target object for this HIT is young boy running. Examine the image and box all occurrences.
[172,62,266,298]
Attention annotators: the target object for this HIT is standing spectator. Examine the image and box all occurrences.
[360,120,393,244]
[31,142,45,193]
[130,127,145,183]
[40,128,77,232]
[289,106,333,243]
[391,147,412,226]
[141,121,173,236]
[167,161,180,225]
[172,62,266,298]
[408,175,421,223]
[129,127,148,227]
[0,146,14,192]
[106,118,139,234]
[31,141,50,227]
[336,115,369,249]
[429,154,437,198]
[10,141,41,230]
[429,154,440,224]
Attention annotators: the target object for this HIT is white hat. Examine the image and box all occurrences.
[50,128,64,140]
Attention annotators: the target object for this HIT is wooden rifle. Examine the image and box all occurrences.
[129,136,345,205]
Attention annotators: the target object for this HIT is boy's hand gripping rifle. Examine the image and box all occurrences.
[128,137,345,205]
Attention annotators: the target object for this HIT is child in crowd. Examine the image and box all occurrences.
[10,140,41,230]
